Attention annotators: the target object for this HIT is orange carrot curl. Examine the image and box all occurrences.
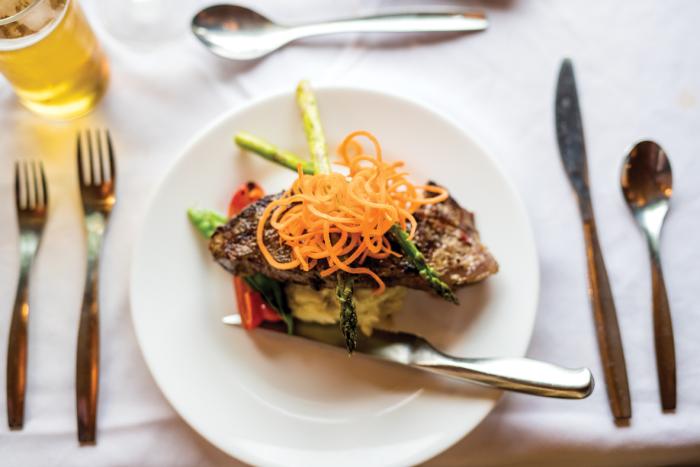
[256,130,448,293]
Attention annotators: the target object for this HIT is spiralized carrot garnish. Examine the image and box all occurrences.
[256,130,449,293]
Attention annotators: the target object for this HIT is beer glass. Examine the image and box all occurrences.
[0,0,109,119]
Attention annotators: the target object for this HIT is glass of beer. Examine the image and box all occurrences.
[0,0,109,119]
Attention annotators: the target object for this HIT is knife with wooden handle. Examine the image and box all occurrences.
[555,58,631,419]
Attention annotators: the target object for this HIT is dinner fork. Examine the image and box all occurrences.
[7,161,48,430]
[75,129,116,444]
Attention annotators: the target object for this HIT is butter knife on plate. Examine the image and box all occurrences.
[223,315,593,399]
[555,58,631,419]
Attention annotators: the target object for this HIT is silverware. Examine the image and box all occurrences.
[75,129,116,444]
[6,161,48,430]
[621,140,676,411]
[192,4,488,61]
[555,58,631,419]
[222,315,594,399]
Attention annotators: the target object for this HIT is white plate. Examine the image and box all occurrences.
[130,87,539,467]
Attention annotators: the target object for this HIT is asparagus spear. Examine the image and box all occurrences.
[389,225,458,304]
[336,274,358,353]
[296,80,359,352]
[187,208,227,238]
[296,80,331,174]
[234,132,305,169]
[231,134,459,304]
[235,132,315,175]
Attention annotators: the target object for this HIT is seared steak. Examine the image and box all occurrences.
[209,184,498,293]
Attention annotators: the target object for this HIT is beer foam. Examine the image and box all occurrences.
[20,0,55,30]
[0,1,33,19]
[0,0,62,40]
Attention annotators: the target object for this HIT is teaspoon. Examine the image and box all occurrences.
[191,5,488,61]
[621,140,676,411]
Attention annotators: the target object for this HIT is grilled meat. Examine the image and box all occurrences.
[209,184,498,293]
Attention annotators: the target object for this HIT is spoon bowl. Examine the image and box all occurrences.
[193,5,274,33]
[620,140,676,411]
[621,140,673,214]
[192,5,286,60]
[191,4,488,61]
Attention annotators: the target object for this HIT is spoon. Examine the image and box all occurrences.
[621,140,676,411]
[191,5,488,61]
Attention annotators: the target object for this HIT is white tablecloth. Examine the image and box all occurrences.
[1,0,699,465]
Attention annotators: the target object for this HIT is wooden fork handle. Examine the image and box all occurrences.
[76,253,100,444]
[7,272,30,429]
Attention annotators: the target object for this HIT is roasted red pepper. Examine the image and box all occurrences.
[229,182,280,329]
[228,181,266,218]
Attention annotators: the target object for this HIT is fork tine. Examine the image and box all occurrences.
[14,161,21,210]
[106,129,115,183]
[27,162,36,209]
[97,129,107,183]
[22,161,32,209]
[39,161,48,208]
[87,129,97,186]
[77,131,86,187]
[31,161,40,209]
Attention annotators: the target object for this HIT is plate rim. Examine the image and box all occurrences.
[129,84,540,466]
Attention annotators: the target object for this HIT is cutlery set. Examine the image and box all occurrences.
[5,129,116,443]
[555,59,676,419]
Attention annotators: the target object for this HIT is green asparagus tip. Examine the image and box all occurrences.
[234,131,315,175]
[336,273,358,353]
[445,289,459,305]
[187,208,227,239]
[296,80,331,175]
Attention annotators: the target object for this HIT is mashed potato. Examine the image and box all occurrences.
[286,285,406,335]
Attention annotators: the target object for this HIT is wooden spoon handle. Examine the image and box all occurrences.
[651,255,676,410]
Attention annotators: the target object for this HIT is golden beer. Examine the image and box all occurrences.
[0,0,108,119]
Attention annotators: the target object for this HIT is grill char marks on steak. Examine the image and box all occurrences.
[209,184,498,293]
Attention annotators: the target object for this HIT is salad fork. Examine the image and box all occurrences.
[75,129,116,444]
[7,161,48,430]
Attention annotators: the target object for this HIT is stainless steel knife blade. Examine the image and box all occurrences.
[224,313,434,364]
[555,58,592,217]
[554,58,631,419]
[222,314,594,399]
